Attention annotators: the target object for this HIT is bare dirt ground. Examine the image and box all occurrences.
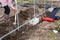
[0,1,60,40]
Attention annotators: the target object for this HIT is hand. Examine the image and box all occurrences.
[13,8,16,13]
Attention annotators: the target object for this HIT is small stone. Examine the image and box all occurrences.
[22,31,25,34]
[13,22,16,25]
[59,37,60,39]
[53,30,58,34]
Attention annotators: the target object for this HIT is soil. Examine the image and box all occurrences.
[0,6,60,40]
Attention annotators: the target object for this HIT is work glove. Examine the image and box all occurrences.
[11,7,16,13]
[13,8,16,13]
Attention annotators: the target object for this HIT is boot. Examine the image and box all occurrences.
[0,14,10,23]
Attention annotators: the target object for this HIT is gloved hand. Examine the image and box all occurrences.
[11,7,16,13]
[13,8,16,13]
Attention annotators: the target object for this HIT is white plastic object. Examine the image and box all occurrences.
[53,30,58,34]
[29,17,39,26]
[48,7,54,12]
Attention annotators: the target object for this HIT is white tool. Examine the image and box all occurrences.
[29,17,39,25]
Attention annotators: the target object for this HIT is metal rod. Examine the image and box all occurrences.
[51,0,53,7]
[34,0,36,17]
[14,0,17,24]
[15,0,20,30]
[44,0,46,13]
